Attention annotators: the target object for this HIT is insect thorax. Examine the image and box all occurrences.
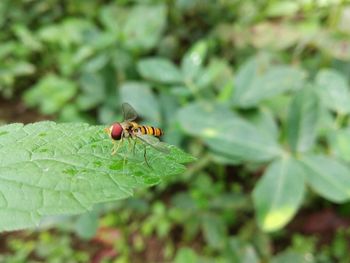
[121,121,139,138]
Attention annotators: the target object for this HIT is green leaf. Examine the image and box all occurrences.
[38,18,97,47]
[287,88,320,153]
[328,128,350,162]
[174,248,198,263]
[74,211,98,240]
[137,58,183,84]
[196,58,233,93]
[99,4,126,34]
[253,157,305,232]
[226,238,260,263]
[315,69,350,114]
[243,107,279,140]
[76,72,106,110]
[13,24,42,51]
[266,1,299,17]
[23,74,77,115]
[120,82,161,124]
[301,155,350,203]
[178,102,282,162]
[202,214,227,249]
[272,250,310,263]
[233,56,306,108]
[0,121,193,231]
[181,40,208,81]
[123,4,166,52]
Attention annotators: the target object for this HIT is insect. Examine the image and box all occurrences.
[105,103,169,166]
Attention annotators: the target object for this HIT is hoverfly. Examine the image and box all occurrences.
[105,103,169,166]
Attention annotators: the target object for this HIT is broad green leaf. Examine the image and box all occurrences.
[77,72,106,110]
[23,74,77,115]
[59,104,93,123]
[99,4,126,34]
[287,88,320,153]
[328,128,350,162]
[301,155,350,203]
[181,40,208,81]
[177,102,282,162]
[174,248,198,263]
[243,107,279,140]
[263,94,292,122]
[159,92,183,146]
[38,18,97,47]
[120,82,161,125]
[74,211,98,240]
[315,69,350,114]
[316,103,334,139]
[266,1,299,17]
[202,214,227,249]
[10,61,35,75]
[209,193,248,210]
[170,86,192,98]
[226,238,259,263]
[253,157,305,232]
[196,58,233,93]
[123,4,166,51]
[82,53,109,73]
[13,24,42,51]
[0,122,193,231]
[233,55,271,106]
[137,58,183,84]
[272,251,310,263]
[175,0,200,10]
[233,56,306,108]
[211,152,242,165]
[112,48,133,72]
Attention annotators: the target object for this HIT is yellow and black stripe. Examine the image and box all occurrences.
[139,125,163,137]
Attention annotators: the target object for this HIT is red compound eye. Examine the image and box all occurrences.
[111,123,123,140]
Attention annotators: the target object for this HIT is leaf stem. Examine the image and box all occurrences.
[183,153,211,179]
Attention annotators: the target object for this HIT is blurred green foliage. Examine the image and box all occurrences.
[1,0,350,262]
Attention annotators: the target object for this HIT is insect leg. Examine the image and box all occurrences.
[127,137,133,153]
[111,132,124,155]
[132,139,137,155]
[143,144,151,168]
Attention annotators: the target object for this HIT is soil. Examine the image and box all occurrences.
[0,97,50,124]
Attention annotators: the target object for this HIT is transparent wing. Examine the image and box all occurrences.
[122,103,138,122]
[136,134,170,154]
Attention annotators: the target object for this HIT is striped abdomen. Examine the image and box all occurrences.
[137,125,163,137]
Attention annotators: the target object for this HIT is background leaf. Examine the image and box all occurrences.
[243,107,279,140]
[301,155,350,203]
[178,102,282,162]
[328,128,350,162]
[272,250,309,263]
[286,88,320,153]
[201,214,227,249]
[138,57,183,84]
[23,75,77,115]
[76,72,106,111]
[0,121,193,231]
[253,157,305,232]
[120,82,161,125]
[174,248,198,263]
[233,56,306,108]
[315,69,350,114]
[74,211,98,240]
[123,4,166,52]
[181,40,208,82]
